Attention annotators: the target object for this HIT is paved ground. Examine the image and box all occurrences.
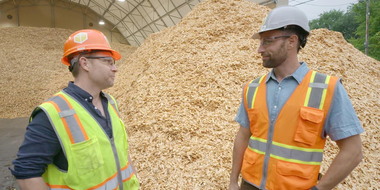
[0,117,28,190]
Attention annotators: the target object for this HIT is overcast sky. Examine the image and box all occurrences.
[288,0,360,21]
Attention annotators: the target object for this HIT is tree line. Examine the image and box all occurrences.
[309,0,380,61]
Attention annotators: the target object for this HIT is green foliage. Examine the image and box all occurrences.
[309,0,380,61]
[349,0,380,61]
[309,9,358,40]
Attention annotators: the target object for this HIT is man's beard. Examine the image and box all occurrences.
[262,42,287,68]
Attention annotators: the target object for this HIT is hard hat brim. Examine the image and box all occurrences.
[251,32,260,39]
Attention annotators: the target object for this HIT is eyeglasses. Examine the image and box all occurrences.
[260,35,291,47]
[85,56,115,66]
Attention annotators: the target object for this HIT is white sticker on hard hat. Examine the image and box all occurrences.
[74,32,88,44]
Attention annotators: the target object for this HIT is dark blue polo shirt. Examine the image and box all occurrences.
[11,82,114,179]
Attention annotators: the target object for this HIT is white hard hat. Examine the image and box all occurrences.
[252,5,310,39]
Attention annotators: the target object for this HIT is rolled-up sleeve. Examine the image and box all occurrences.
[10,110,62,179]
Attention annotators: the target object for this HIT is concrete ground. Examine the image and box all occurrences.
[0,117,28,190]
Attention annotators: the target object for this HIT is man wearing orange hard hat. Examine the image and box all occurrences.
[229,5,363,190]
[11,29,139,190]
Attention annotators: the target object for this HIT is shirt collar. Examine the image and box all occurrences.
[265,62,310,84]
[66,82,105,102]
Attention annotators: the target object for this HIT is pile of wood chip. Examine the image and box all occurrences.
[0,26,137,118]
[110,0,380,189]
[1,0,379,189]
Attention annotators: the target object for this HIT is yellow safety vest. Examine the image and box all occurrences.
[31,91,139,190]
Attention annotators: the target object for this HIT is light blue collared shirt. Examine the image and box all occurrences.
[235,62,364,141]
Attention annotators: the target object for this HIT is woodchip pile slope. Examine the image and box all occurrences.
[0,26,137,118]
[110,0,380,189]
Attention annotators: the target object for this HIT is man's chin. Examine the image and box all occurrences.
[262,61,273,68]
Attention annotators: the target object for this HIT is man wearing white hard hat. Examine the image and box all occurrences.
[229,5,363,190]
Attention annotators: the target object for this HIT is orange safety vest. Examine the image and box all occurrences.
[241,70,339,190]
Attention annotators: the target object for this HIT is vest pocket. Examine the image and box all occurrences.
[247,108,259,136]
[243,148,257,165]
[275,160,316,189]
[70,136,105,175]
[294,107,324,146]
[242,148,261,184]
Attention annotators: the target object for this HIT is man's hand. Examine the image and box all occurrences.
[228,181,240,190]
[315,134,363,190]
[229,126,251,190]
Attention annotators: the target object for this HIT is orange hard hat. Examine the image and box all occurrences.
[61,29,121,66]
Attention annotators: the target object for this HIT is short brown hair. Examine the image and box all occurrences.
[279,25,309,53]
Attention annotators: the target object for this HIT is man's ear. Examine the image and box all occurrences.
[287,35,298,50]
[79,57,90,71]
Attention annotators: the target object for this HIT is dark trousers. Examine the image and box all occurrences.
[241,179,260,190]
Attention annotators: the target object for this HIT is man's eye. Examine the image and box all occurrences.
[103,58,114,65]
[263,40,273,46]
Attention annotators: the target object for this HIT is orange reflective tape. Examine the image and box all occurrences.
[46,100,75,144]
[122,162,133,182]
[57,94,73,109]
[46,183,73,189]
[111,105,120,118]
[87,171,118,190]
[73,113,89,140]
[122,173,134,182]
[121,162,130,171]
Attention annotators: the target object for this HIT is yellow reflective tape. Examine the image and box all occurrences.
[251,136,323,153]
[304,71,316,106]
[249,137,323,165]
[245,79,254,108]
[250,136,268,143]
[311,71,317,82]
[248,146,266,155]
[319,75,331,110]
[259,75,265,83]
[270,154,322,165]
[251,76,265,108]
[272,141,324,153]
[304,87,312,106]
[245,79,254,98]
[251,87,258,108]
[325,76,331,84]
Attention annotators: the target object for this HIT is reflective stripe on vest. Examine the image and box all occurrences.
[245,72,330,165]
[246,75,266,109]
[104,93,120,118]
[248,137,323,165]
[42,94,89,144]
[87,163,134,190]
[47,164,134,190]
[47,184,72,190]
[304,71,331,110]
